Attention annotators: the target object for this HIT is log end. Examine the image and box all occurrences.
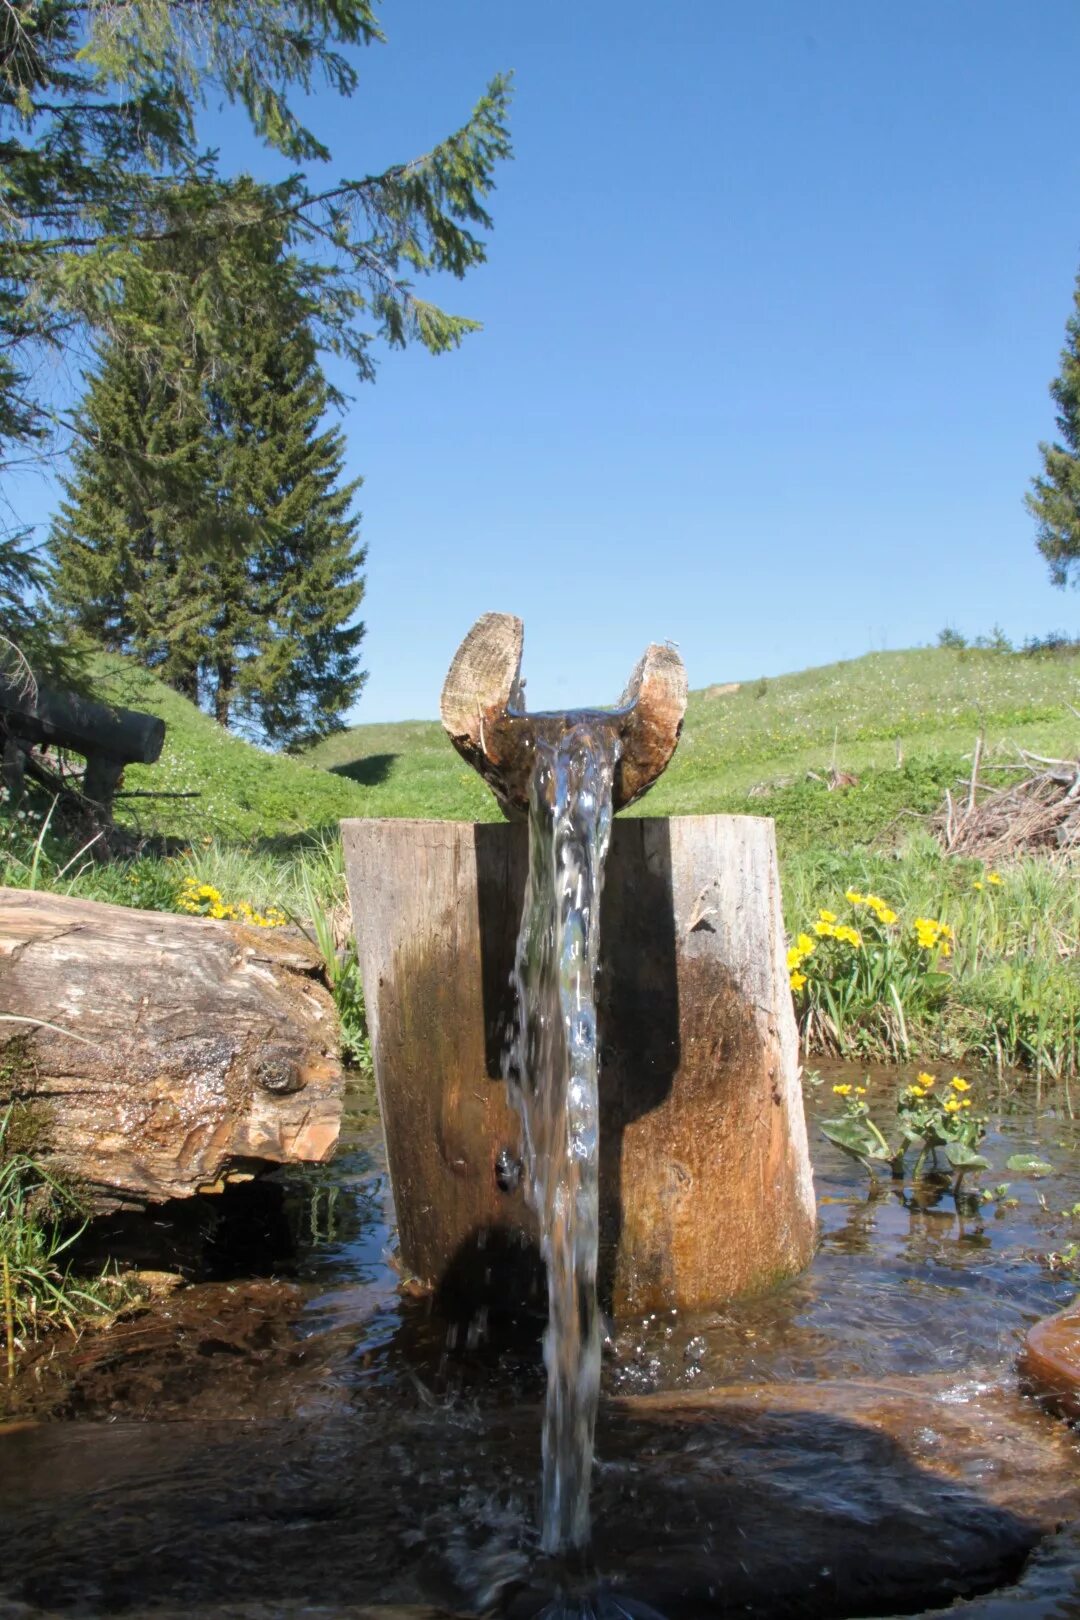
[615,641,689,809]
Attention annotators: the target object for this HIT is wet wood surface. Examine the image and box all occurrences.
[342,813,815,1315]
[0,889,343,1210]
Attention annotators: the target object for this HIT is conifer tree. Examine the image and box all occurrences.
[51,235,366,747]
[203,264,366,748]
[49,323,213,702]
[2,4,511,469]
[1027,271,1080,588]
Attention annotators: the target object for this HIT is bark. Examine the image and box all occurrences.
[0,889,343,1210]
[0,676,165,766]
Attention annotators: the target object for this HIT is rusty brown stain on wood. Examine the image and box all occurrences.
[1018,1301,1080,1424]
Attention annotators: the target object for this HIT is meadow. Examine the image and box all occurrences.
[5,643,1080,1077]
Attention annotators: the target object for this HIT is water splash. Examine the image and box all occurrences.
[506,716,618,1556]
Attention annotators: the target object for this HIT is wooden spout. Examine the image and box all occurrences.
[439,612,688,817]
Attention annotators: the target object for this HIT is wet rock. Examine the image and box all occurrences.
[1,1374,1078,1618]
[1019,1299,1080,1424]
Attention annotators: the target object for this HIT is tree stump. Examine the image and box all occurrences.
[0,889,343,1210]
[342,814,815,1317]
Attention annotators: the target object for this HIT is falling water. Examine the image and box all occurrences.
[506,715,618,1558]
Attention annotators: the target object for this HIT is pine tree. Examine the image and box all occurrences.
[1027,271,1080,588]
[51,235,366,747]
[1,4,511,473]
[202,253,366,748]
[50,308,216,704]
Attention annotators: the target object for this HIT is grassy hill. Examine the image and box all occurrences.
[91,658,369,842]
[307,646,1080,849]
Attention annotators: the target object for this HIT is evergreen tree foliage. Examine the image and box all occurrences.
[1027,272,1080,588]
[51,234,366,748]
[1,3,512,470]
[0,531,78,690]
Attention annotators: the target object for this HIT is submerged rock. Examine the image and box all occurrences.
[2,1373,1078,1618]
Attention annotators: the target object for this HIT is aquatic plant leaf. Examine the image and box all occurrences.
[1005,1154,1055,1177]
[944,1142,989,1171]
[820,1118,893,1163]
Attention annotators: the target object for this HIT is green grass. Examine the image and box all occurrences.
[0,1101,133,1379]
[92,657,369,842]
[784,833,1080,1076]
[307,646,1080,845]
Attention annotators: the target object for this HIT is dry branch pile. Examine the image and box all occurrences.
[938,738,1080,862]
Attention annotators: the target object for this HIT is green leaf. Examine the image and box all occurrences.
[821,1118,893,1163]
[944,1142,990,1172]
[1005,1154,1055,1177]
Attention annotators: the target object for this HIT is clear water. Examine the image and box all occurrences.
[504,717,618,1557]
[5,1075,1080,1618]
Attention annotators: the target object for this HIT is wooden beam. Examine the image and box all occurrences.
[0,677,165,767]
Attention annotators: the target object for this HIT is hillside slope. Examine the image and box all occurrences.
[307,648,1080,848]
[93,660,368,841]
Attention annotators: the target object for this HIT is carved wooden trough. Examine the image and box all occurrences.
[343,614,815,1317]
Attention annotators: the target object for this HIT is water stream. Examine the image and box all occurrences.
[504,718,617,1560]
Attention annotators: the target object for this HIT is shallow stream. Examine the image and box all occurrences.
[3,1068,1080,1618]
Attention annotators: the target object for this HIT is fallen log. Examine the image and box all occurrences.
[0,889,343,1210]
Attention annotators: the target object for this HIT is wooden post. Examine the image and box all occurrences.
[342,813,815,1318]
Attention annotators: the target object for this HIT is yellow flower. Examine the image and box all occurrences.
[906,1085,926,1098]
[854,1085,867,1096]
[814,921,836,937]
[796,933,815,956]
[834,925,862,947]
[943,1098,961,1114]
[987,872,1002,886]
[845,889,865,904]
[960,1099,973,1108]
[872,905,898,925]
[950,1077,971,1092]
[972,880,984,891]
[832,1083,852,1096]
[916,1072,936,1087]
[787,945,802,970]
[818,908,838,924]
[789,970,807,992]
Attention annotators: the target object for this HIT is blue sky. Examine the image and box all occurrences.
[17,1,1080,721]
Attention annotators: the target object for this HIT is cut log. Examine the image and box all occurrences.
[0,889,343,1210]
[342,813,815,1317]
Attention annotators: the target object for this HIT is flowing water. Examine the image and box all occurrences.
[4,1073,1080,1616]
[504,718,616,1561]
